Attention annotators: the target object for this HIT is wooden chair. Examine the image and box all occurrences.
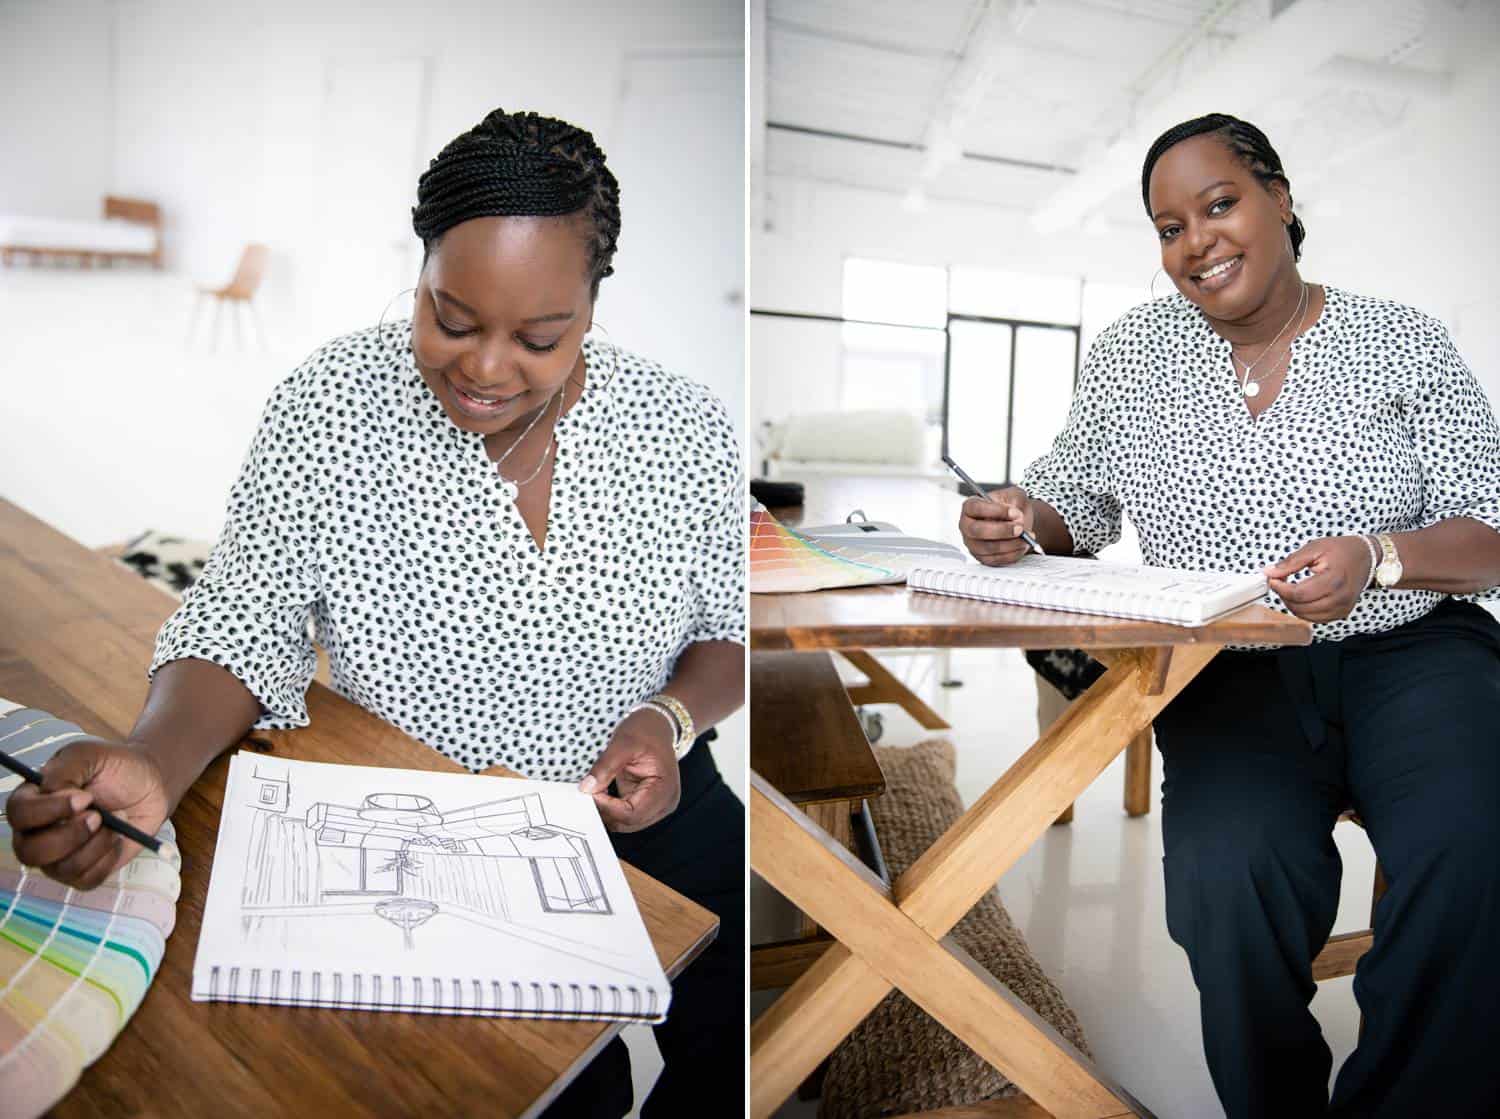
[1312,810,1385,988]
[750,650,887,991]
[191,242,269,350]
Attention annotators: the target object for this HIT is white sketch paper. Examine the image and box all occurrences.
[193,753,669,1021]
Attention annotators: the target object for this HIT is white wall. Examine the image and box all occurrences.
[1302,55,1500,397]
[0,1,114,218]
[98,0,744,420]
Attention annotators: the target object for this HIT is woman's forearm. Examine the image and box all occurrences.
[1388,517,1500,594]
[1030,498,1078,557]
[126,658,263,812]
[657,639,745,735]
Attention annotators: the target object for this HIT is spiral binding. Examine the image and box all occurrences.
[206,966,659,1019]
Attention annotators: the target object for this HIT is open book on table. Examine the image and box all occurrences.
[907,554,1269,627]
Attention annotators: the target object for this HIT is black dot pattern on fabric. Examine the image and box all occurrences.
[1021,285,1500,648]
[150,324,745,778]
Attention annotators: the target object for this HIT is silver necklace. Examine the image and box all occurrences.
[498,389,565,501]
[1231,282,1308,399]
[489,393,553,470]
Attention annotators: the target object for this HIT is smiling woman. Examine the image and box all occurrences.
[4,108,746,1119]
[958,111,1500,1118]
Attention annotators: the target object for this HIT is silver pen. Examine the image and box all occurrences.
[942,454,1046,556]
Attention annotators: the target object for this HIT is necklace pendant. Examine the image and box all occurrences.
[501,479,519,501]
[1243,381,1260,399]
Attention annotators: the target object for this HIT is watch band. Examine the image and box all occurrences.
[629,701,679,749]
[1374,532,1403,589]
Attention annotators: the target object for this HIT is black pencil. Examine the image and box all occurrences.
[0,748,162,853]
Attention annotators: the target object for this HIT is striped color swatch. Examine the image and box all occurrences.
[0,700,180,1119]
[750,502,901,594]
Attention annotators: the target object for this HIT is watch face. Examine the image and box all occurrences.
[1377,560,1402,586]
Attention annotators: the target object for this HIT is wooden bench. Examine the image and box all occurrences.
[750,650,887,991]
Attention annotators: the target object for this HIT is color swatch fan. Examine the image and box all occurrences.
[750,501,901,594]
[0,700,180,1119]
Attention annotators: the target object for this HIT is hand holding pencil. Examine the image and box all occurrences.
[958,484,1042,568]
[4,740,170,890]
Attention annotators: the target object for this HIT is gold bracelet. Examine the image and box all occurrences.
[627,701,678,750]
[648,694,696,760]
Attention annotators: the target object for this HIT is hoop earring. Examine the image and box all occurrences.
[575,321,621,392]
[377,287,417,363]
[1149,268,1170,299]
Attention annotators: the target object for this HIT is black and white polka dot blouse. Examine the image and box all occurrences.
[150,323,745,778]
[1022,285,1500,645]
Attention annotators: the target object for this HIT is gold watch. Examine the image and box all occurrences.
[1374,533,1403,588]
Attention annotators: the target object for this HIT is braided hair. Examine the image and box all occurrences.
[412,109,621,296]
[1140,113,1306,262]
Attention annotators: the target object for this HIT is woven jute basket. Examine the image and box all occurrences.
[818,737,1091,1119]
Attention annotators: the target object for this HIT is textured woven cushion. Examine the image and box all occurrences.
[819,737,1090,1119]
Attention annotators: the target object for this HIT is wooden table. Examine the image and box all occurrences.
[749,584,1311,1119]
[0,497,719,1118]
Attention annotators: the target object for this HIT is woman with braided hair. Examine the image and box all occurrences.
[960,113,1500,1116]
[5,108,745,1117]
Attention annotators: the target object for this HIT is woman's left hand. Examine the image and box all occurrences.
[579,708,681,833]
[1264,535,1374,623]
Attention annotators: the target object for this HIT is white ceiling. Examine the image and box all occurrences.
[757,0,1498,226]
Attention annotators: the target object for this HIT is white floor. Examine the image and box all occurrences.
[0,262,675,1116]
[751,644,1377,1119]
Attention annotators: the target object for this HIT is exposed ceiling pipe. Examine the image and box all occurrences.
[1030,0,1398,233]
[910,0,1040,203]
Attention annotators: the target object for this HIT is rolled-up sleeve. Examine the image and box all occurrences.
[149,373,322,727]
[1021,326,1124,556]
[1411,325,1500,600]
[1412,328,1500,532]
[683,388,747,646]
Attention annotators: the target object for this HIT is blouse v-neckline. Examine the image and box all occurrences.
[408,334,613,566]
[1200,285,1336,429]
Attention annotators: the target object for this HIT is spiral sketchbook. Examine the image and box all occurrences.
[193,753,670,1022]
[907,555,1268,627]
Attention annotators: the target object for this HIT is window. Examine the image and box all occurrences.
[840,259,947,423]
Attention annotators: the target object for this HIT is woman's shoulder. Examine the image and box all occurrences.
[262,324,410,426]
[1086,295,1203,357]
[1324,285,1451,346]
[602,343,737,446]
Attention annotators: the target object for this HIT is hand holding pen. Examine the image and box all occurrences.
[943,454,1047,566]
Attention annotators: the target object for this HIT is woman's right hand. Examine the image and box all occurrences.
[959,486,1037,567]
[5,740,170,890]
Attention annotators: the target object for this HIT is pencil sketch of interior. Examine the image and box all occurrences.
[239,765,613,953]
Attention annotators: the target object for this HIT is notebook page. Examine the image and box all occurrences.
[910,555,1267,624]
[193,753,670,1020]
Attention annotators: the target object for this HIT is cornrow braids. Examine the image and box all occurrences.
[1141,113,1306,262]
[412,108,621,295]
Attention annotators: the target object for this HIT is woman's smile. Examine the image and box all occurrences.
[444,372,531,421]
[1191,253,1243,293]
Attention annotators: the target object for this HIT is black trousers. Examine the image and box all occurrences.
[1155,598,1500,1118]
[542,737,745,1118]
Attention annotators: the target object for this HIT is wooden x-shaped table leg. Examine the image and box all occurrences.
[750,642,1221,1119]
